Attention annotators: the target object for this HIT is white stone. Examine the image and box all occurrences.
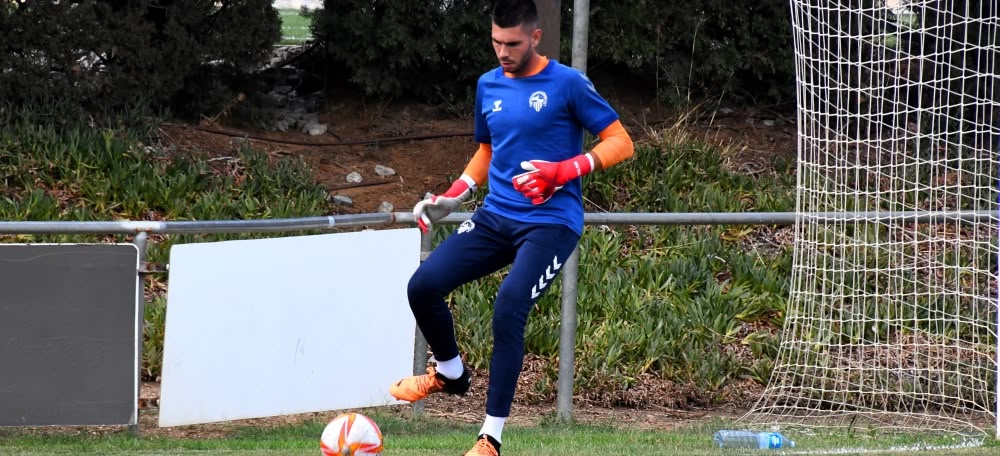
[274,118,291,132]
[374,165,396,177]
[346,172,363,184]
[302,121,328,136]
[330,195,353,207]
[377,202,394,213]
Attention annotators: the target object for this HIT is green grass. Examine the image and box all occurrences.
[279,9,312,45]
[0,414,997,455]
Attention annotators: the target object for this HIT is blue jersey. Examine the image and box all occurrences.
[474,59,619,235]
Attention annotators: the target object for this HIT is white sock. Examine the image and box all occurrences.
[434,355,464,380]
[478,415,506,443]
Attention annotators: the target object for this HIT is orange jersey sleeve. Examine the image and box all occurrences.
[462,143,492,187]
[589,120,634,171]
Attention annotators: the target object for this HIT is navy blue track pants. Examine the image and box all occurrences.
[407,209,581,417]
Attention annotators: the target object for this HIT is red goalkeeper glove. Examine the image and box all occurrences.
[413,175,476,233]
[511,155,593,205]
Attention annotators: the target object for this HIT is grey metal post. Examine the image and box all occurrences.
[572,0,591,72]
[129,231,149,437]
[557,247,580,422]
[557,0,592,423]
[411,228,433,417]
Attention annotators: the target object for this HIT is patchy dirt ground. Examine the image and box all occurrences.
[157,71,797,217]
[109,73,795,439]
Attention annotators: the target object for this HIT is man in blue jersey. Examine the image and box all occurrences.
[389,1,634,454]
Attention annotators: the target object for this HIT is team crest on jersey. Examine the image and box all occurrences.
[457,220,475,234]
[529,91,548,112]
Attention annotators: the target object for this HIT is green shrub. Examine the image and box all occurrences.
[308,0,794,106]
[309,0,494,101]
[0,0,281,117]
[142,296,168,380]
[580,0,795,106]
[0,118,330,257]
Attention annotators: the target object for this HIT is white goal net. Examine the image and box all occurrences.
[745,0,1000,440]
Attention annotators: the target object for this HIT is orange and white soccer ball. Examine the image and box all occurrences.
[320,412,384,455]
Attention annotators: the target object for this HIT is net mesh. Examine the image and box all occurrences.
[744,0,1000,439]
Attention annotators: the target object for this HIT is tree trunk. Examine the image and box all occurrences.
[536,0,561,60]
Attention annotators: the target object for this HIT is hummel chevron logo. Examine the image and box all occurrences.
[531,255,564,299]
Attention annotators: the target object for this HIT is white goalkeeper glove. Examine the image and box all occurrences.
[413,175,477,233]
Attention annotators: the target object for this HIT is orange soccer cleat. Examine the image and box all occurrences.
[389,365,471,402]
[464,434,501,456]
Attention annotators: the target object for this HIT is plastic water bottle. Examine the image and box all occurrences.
[713,430,795,449]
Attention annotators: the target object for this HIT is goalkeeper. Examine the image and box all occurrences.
[389,1,633,455]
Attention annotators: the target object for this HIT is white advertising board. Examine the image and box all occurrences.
[159,229,420,427]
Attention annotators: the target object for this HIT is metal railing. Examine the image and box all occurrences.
[423,209,997,421]
[1,209,994,425]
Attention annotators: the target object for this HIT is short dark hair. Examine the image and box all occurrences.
[491,0,538,28]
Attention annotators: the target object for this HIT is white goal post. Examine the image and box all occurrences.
[745,0,999,441]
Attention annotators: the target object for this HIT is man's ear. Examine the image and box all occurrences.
[532,28,543,47]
